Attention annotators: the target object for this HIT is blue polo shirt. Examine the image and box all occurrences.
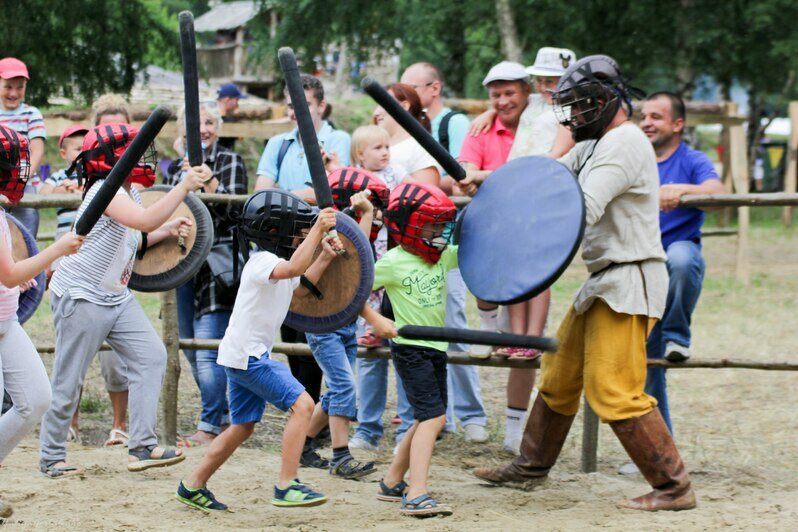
[659,142,719,249]
[256,121,351,191]
[430,107,470,159]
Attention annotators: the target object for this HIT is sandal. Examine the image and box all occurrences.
[376,479,408,502]
[176,437,207,448]
[508,348,542,361]
[493,346,520,358]
[329,456,376,480]
[400,493,453,517]
[40,460,85,479]
[127,445,185,472]
[104,428,129,447]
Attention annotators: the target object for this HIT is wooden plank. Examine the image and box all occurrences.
[729,125,750,285]
[783,102,798,226]
[581,399,599,473]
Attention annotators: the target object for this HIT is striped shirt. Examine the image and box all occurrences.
[0,103,46,140]
[164,142,248,317]
[50,182,141,306]
[0,211,20,320]
[44,169,79,230]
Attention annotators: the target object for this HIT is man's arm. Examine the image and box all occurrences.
[454,162,490,197]
[254,137,281,191]
[660,178,726,212]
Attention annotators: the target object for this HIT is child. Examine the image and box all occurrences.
[374,182,457,517]
[176,189,391,511]
[0,125,84,515]
[299,169,388,478]
[40,124,89,275]
[0,57,45,237]
[39,122,209,477]
[350,125,408,191]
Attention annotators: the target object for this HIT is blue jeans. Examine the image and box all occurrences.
[176,280,231,434]
[444,268,487,431]
[645,240,705,434]
[306,323,358,419]
[354,355,414,445]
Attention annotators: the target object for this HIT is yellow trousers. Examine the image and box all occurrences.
[538,299,658,422]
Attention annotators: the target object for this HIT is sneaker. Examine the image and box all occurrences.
[502,437,521,455]
[300,448,329,469]
[463,424,488,443]
[357,332,383,348]
[175,480,229,512]
[272,479,327,507]
[469,344,492,359]
[349,437,378,451]
[665,341,691,362]
[330,456,377,479]
[618,462,640,475]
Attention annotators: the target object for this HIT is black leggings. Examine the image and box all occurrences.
[280,325,323,403]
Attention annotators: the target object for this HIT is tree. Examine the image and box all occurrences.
[0,0,179,106]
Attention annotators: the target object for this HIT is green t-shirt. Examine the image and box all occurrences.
[373,245,458,351]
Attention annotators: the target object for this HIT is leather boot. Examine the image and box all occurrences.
[474,394,575,484]
[610,408,696,511]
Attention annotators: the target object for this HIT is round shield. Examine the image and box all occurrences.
[128,185,213,292]
[458,156,585,305]
[6,214,46,324]
[284,213,375,333]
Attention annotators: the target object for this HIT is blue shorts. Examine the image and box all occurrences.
[225,355,305,425]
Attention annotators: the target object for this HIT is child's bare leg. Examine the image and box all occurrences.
[507,302,528,334]
[108,390,128,432]
[407,416,446,499]
[280,392,315,486]
[383,421,418,487]
[507,289,551,409]
[186,423,254,488]
[328,416,350,448]
[525,289,550,337]
[306,402,329,438]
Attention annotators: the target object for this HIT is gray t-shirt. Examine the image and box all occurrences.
[558,122,667,317]
[50,182,142,306]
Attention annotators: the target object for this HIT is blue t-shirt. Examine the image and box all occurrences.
[256,121,351,191]
[659,142,719,249]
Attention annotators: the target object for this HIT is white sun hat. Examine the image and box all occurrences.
[526,47,577,77]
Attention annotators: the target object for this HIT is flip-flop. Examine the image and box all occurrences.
[41,461,85,479]
[104,428,129,447]
[177,437,207,449]
[128,446,185,472]
[400,493,453,517]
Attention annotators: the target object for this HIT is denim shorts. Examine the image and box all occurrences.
[391,344,448,422]
[225,355,305,425]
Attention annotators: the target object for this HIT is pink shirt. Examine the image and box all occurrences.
[0,212,20,321]
[458,117,516,171]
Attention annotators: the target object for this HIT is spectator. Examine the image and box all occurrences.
[216,83,246,151]
[165,102,248,447]
[0,57,45,236]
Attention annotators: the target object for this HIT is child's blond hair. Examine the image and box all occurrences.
[91,93,131,125]
[350,125,390,168]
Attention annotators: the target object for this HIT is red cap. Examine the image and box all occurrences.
[0,58,29,80]
[58,124,90,148]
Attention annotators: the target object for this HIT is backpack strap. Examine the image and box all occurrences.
[276,137,293,175]
[438,111,464,154]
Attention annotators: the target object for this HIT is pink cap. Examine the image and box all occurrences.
[58,124,90,147]
[0,58,29,80]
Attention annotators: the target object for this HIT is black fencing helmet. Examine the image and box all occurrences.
[235,189,318,264]
[552,55,644,142]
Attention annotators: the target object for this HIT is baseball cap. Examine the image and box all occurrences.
[526,47,577,77]
[0,57,29,80]
[58,124,90,148]
[482,61,529,86]
[217,83,247,99]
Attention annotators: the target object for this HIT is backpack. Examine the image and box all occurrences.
[438,110,464,154]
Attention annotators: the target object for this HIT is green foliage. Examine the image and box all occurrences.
[0,0,179,106]
[79,392,108,414]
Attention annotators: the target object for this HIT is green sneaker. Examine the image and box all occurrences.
[272,480,327,507]
[175,480,228,512]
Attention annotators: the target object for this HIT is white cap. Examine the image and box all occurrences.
[482,61,529,86]
[526,47,577,77]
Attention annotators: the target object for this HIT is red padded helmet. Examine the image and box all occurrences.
[78,123,156,189]
[385,182,456,263]
[328,166,389,242]
[0,125,30,205]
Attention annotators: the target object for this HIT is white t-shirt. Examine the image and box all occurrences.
[390,137,442,176]
[374,163,408,191]
[508,94,560,160]
[50,182,141,305]
[217,251,300,370]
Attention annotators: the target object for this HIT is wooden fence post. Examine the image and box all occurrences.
[580,398,599,473]
[719,102,737,227]
[729,125,751,285]
[783,102,798,227]
[160,290,180,445]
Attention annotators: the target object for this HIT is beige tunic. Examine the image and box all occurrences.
[558,122,668,318]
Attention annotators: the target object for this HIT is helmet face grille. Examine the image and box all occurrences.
[385,182,456,263]
[0,126,30,205]
[238,189,317,260]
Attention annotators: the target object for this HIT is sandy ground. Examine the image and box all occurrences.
[2,223,798,530]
